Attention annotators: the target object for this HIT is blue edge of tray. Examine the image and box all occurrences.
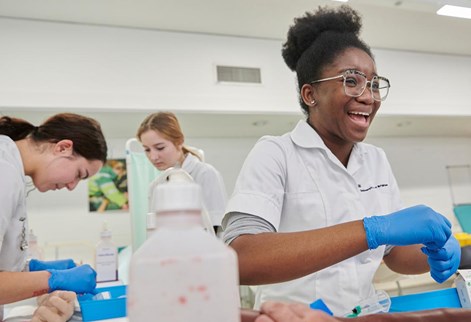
[390,287,461,313]
[78,285,127,321]
[78,286,461,320]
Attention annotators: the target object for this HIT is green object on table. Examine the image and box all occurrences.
[345,305,361,318]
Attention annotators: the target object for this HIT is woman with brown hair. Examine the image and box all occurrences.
[0,113,108,320]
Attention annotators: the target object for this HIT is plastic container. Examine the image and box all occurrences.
[95,222,118,283]
[455,232,471,247]
[146,167,216,238]
[27,229,44,260]
[389,288,461,312]
[309,299,333,315]
[127,168,240,322]
[145,212,156,239]
[78,285,126,321]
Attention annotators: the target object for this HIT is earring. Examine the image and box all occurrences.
[310,100,317,106]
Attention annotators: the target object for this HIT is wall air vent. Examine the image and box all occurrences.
[216,65,262,84]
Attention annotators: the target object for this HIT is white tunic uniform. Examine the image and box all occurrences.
[226,120,402,315]
[0,135,28,320]
[149,153,227,226]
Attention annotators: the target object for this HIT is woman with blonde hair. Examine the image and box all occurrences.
[137,111,227,233]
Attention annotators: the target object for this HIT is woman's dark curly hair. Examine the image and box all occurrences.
[282,5,373,115]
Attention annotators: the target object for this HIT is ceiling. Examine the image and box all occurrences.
[1,0,470,56]
[1,0,471,138]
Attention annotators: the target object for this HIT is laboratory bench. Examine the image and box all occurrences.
[4,286,468,321]
[81,287,467,321]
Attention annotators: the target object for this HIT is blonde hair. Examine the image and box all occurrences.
[136,112,200,160]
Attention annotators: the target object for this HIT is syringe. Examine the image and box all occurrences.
[344,289,391,318]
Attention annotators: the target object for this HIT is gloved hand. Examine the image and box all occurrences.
[363,205,452,250]
[29,259,76,271]
[422,235,461,283]
[47,264,97,294]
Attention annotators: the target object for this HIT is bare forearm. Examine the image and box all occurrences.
[383,245,429,275]
[0,271,50,304]
[230,220,369,285]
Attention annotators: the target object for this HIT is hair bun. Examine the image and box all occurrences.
[282,5,363,71]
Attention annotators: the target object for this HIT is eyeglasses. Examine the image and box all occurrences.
[310,69,390,101]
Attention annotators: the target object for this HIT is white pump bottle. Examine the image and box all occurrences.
[95,222,118,283]
[146,167,215,238]
[127,168,240,322]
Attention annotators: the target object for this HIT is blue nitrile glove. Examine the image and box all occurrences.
[363,205,452,250]
[422,235,461,283]
[47,264,97,294]
[29,258,76,271]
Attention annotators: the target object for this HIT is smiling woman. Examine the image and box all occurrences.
[0,113,107,320]
[221,4,460,316]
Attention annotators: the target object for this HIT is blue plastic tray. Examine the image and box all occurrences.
[390,288,461,312]
[78,285,127,321]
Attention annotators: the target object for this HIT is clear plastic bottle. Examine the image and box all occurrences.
[27,229,44,260]
[95,222,118,283]
[127,168,240,322]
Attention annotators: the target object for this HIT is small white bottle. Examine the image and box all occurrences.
[95,222,118,283]
[27,229,44,260]
[127,168,240,322]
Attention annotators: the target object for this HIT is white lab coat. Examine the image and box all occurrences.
[226,120,402,315]
[0,135,29,320]
[149,153,227,227]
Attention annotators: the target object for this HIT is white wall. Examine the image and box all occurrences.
[1,17,471,116]
[2,17,471,266]
[367,136,471,230]
[0,18,297,113]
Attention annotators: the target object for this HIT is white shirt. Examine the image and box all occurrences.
[0,135,28,321]
[149,153,227,227]
[226,120,402,315]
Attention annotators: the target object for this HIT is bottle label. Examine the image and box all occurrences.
[95,246,118,282]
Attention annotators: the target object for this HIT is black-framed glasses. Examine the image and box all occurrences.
[310,69,390,101]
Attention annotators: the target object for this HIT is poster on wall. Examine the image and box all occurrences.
[88,158,129,212]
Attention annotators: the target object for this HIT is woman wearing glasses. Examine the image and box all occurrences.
[222,5,460,316]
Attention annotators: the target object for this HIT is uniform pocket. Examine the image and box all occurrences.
[281,192,326,231]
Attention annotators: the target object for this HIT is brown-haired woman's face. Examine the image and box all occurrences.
[140,130,183,171]
[32,140,103,192]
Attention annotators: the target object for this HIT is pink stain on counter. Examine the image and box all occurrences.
[191,256,203,263]
[178,296,188,305]
[160,258,178,266]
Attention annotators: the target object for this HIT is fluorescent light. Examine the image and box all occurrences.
[437,5,471,19]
